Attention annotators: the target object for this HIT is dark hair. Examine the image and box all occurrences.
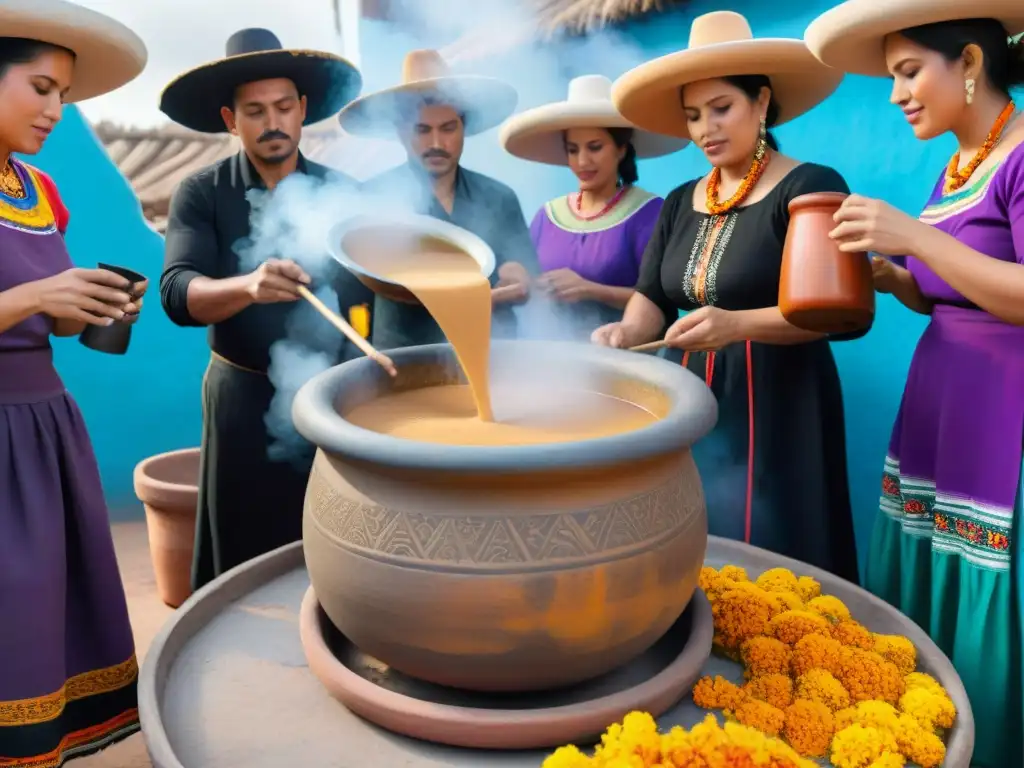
[562,126,639,185]
[606,126,639,185]
[0,38,73,80]
[899,19,1024,96]
[721,74,781,151]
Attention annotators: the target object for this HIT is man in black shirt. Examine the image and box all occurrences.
[158,29,368,589]
[338,49,539,349]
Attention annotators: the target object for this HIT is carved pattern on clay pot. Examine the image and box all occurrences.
[306,462,703,567]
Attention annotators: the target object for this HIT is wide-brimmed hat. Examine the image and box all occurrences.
[337,49,517,138]
[611,11,844,140]
[499,75,688,165]
[160,28,362,134]
[805,0,1024,77]
[0,0,146,102]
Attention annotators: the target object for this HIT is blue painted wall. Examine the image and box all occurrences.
[31,107,207,517]
[362,1,948,574]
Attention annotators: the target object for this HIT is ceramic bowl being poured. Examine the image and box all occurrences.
[327,213,496,305]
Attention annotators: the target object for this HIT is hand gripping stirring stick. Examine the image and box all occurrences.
[295,285,398,377]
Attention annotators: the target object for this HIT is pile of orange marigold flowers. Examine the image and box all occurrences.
[692,565,956,767]
[542,710,817,768]
[542,566,957,768]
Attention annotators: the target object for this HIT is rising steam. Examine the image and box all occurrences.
[236,0,656,461]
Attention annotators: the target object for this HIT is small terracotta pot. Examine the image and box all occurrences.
[779,191,875,334]
[133,448,200,609]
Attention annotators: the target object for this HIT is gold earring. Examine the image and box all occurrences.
[965,78,976,105]
[755,117,768,159]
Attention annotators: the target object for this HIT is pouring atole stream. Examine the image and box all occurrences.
[340,226,658,444]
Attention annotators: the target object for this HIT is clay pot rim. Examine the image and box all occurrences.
[291,340,719,472]
[298,584,714,748]
[133,447,200,506]
[787,190,849,214]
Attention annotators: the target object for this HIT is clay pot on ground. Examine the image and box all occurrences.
[293,340,718,693]
[134,448,200,608]
[779,191,875,334]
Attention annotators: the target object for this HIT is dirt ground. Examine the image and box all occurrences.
[79,522,172,768]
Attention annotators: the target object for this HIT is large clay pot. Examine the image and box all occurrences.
[293,341,717,693]
[778,191,875,334]
[134,448,200,609]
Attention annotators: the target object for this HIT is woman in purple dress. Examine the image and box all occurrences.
[0,2,148,765]
[499,75,687,339]
[807,4,1024,764]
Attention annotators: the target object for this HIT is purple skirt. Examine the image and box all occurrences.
[0,348,139,766]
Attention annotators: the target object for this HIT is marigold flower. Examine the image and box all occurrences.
[873,635,916,675]
[796,575,821,601]
[783,699,834,757]
[791,633,846,677]
[903,672,943,694]
[866,752,905,767]
[693,675,747,710]
[768,610,832,645]
[834,701,901,735]
[712,583,779,648]
[756,567,801,594]
[898,687,956,731]
[717,564,749,582]
[700,566,739,603]
[774,590,807,612]
[806,595,852,623]
[831,621,874,651]
[834,648,906,705]
[744,673,794,710]
[895,713,946,768]
[830,723,899,768]
[741,636,792,678]
[541,745,594,768]
[795,669,852,711]
[733,698,786,736]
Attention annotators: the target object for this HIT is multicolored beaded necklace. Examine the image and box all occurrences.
[943,99,1016,194]
[705,139,770,215]
[571,184,629,221]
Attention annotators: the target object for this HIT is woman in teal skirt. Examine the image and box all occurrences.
[806,2,1024,764]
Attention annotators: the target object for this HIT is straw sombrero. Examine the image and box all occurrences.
[805,0,1024,77]
[160,28,362,134]
[611,11,844,140]
[499,75,688,165]
[337,49,517,138]
[0,0,146,102]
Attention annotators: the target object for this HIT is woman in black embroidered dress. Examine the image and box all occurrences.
[597,10,863,581]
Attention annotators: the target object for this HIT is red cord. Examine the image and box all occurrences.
[744,340,754,544]
[682,343,755,544]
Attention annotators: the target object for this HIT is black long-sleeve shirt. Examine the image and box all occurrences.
[160,151,374,372]
[359,162,540,350]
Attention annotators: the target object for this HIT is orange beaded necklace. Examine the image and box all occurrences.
[943,100,1016,194]
[705,138,771,215]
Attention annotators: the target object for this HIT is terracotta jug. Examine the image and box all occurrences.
[778,192,875,334]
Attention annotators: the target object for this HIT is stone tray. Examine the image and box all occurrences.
[139,536,974,767]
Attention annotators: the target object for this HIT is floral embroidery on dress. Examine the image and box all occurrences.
[879,454,1013,571]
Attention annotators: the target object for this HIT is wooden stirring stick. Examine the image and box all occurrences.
[296,285,398,378]
[629,339,669,353]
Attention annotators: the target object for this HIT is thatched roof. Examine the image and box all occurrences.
[534,0,682,35]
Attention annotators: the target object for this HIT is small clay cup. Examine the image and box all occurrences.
[778,192,875,334]
[79,263,146,355]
